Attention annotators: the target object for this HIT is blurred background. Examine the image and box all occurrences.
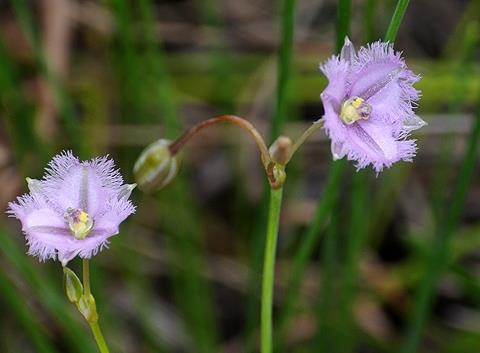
[0,0,480,352]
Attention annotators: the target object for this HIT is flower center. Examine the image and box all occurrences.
[64,208,93,240]
[339,96,372,125]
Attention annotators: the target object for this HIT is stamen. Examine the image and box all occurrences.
[64,208,93,240]
[340,96,372,124]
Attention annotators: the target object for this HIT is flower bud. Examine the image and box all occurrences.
[133,139,179,192]
[269,136,292,166]
[78,293,98,324]
[63,267,83,304]
[272,164,286,186]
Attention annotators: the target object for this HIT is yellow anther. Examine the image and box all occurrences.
[340,96,372,125]
[78,211,89,223]
[352,97,364,109]
[64,208,94,240]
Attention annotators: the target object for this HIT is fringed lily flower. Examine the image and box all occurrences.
[8,151,135,265]
[320,37,426,172]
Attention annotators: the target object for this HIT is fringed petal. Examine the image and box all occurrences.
[344,120,417,172]
[319,55,350,108]
[319,39,423,172]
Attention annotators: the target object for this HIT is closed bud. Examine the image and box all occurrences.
[269,136,292,166]
[78,293,98,324]
[63,267,83,304]
[272,164,286,187]
[133,139,179,192]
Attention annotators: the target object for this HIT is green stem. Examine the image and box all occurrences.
[261,187,284,353]
[89,322,111,353]
[277,161,343,346]
[82,260,110,353]
[286,120,323,164]
[82,259,91,296]
[384,0,410,42]
[401,101,480,353]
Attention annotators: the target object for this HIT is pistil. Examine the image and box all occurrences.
[339,96,372,124]
[64,208,93,240]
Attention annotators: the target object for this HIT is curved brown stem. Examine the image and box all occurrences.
[169,114,273,174]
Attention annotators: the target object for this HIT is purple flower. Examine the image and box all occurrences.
[7,151,135,264]
[320,37,426,172]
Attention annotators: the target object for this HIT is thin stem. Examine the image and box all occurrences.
[169,115,271,167]
[89,322,111,353]
[286,120,324,164]
[82,259,91,297]
[277,161,344,351]
[168,115,279,186]
[261,187,284,353]
[384,0,410,42]
[245,0,296,350]
[82,259,110,353]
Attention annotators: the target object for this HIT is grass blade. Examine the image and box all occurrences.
[271,0,296,140]
[384,0,410,42]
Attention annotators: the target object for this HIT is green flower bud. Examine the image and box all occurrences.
[63,267,83,304]
[133,139,179,193]
[78,293,98,324]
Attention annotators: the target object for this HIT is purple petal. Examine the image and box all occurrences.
[344,120,417,172]
[318,39,423,172]
[42,153,125,218]
[94,197,135,234]
[350,63,402,101]
[44,164,102,216]
[7,151,135,263]
[347,42,421,127]
[88,155,125,193]
[319,56,350,106]
[322,94,348,142]
[347,42,416,106]
[23,207,66,232]
[58,231,113,263]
